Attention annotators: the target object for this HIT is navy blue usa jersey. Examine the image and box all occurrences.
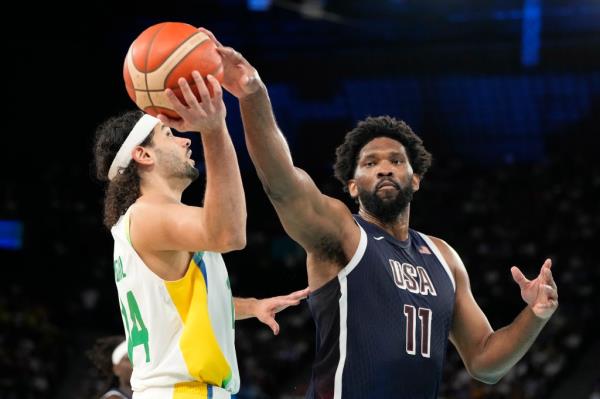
[306,215,456,399]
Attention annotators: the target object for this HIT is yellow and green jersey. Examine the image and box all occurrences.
[111,206,240,399]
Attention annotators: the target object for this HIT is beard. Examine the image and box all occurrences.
[156,148,199,182]
[357,180,414,224]
[180,163,200,182]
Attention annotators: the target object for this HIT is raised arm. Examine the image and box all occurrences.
[134,72,246,253]
[197,30,358,278]
[430,236,558,384]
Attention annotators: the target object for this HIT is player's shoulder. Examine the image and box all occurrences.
[420,234,465,273]
[423,234,450,250]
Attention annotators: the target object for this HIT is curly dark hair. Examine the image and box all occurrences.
[93,110,155,228]
[333,116,432,192]
[86,335,125,391]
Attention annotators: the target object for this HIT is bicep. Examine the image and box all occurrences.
[430,237,493,367]
[449,267,493,365]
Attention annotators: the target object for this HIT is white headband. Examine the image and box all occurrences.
[108,114,160,180]
[111,340,128,365]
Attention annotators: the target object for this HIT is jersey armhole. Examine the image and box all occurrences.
[338,224,367,278]
[418,233,456,292]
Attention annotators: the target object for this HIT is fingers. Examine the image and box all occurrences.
[198,27,222,47]
[540,258,552,274]
[273,298,302,313]
[157,113,185,131]
[164,88,189,117]
[511,266,529,288]
[217,46,248,64]
[541,284,558,301]
[206,74,222,100]
[263,315,280,335]
[190,71,211,106]
[286,287,310,300]
[544,267,558,290]
[178,76,200,109]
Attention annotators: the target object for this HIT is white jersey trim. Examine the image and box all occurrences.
[100,389,129,399]
[418,233,456,292]
[333,225,367,399]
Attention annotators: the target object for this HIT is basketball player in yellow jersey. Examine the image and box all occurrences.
[93,72,309,399]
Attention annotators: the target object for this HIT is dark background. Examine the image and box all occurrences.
[1,0,599,398]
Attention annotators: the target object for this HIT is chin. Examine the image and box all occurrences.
[377,192,399,202]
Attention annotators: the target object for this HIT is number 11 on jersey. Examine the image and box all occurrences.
[404,304,432,358]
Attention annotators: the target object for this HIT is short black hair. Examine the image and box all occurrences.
[333,116,432,192]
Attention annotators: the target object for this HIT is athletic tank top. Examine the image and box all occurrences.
[111,206,240,399]
[306,215,456,399]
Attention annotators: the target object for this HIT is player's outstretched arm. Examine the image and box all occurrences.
[431,236,558,384]
[233,288,310,335]
[197,29,358,266]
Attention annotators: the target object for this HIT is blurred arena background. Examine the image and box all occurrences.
[1,0,599,398]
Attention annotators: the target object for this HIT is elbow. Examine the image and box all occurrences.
[470,371,502,385]
[465,362,503,385]
[227,234,247,251]
[218,232,247,252]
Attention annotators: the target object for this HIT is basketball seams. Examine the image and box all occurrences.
[147,33,212,115]
[124,24,220,118]
[143,24,167,114]
[129,32,212,115]
[157,32,211,90]
[147,30,207,74]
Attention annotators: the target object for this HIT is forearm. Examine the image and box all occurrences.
[471,306,548,383]
[200,126,246,245]
[239,84,299,199]
[233,297,257,320]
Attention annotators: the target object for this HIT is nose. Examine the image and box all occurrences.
[180,137,191,148]
[376,159,396,178]
[376,170,393,178]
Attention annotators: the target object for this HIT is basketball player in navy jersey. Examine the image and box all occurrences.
[197,30,559,399]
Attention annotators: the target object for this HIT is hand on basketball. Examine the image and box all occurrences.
[157,71,226,134]
[199,28,262,99]
[253,287,310,335]
[511,258,558,320]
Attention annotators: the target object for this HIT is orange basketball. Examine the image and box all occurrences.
[123,22,224,119]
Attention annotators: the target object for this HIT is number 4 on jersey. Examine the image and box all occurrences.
[120,290,150,365]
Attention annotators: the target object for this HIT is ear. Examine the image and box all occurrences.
[412,174,421,192]
[131,145,154,167]
[348,179,358,199]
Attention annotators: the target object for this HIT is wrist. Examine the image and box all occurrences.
[197,122,227,136]
[527,305,552,323]
[235,297,258,319]
[239,80,267,101]
[248,297,259,317]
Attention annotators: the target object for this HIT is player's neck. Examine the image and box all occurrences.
[359,205,411,241]
[139,174,185,202]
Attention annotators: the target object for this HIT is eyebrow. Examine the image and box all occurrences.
[362,150,404,158]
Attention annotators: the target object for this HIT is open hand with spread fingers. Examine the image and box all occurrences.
[157,70,226,134]
[511,258,558,320]
[253,287,310,335]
